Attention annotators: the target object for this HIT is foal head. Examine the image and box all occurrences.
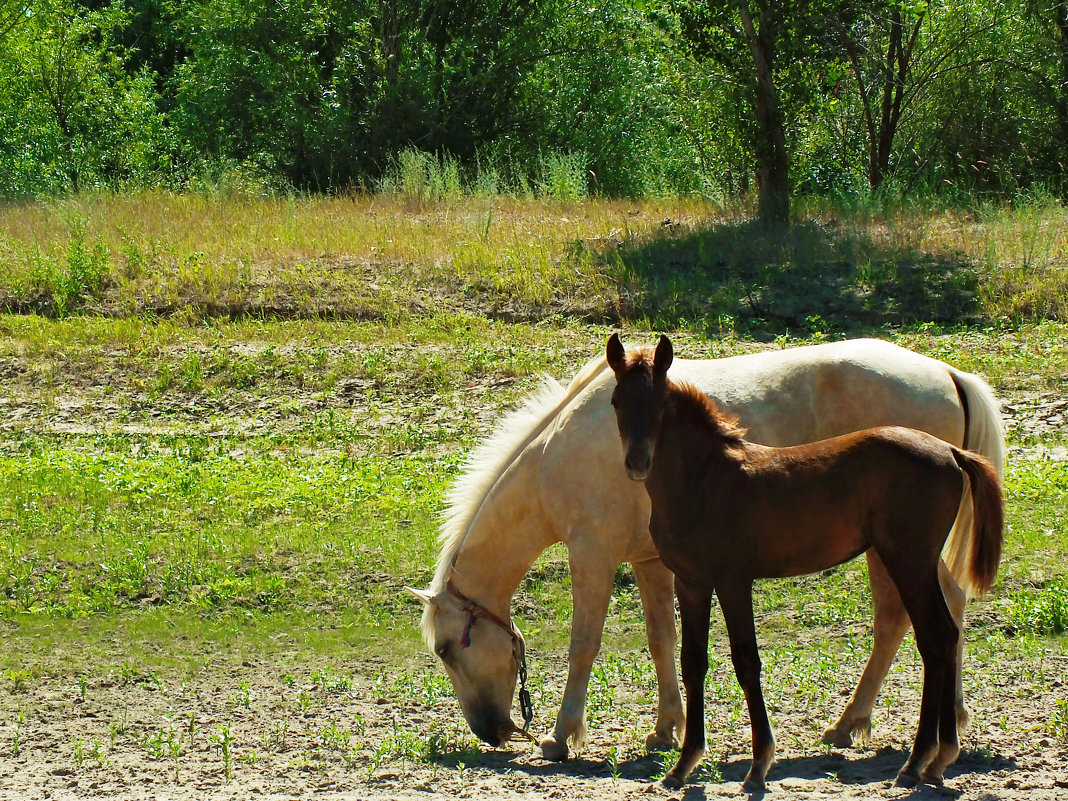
[606,333,673,481]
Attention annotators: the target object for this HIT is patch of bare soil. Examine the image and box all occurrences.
[0,643,1065,801]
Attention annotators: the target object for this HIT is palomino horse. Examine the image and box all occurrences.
[407,337,1003,759]
[607,333,1004,790]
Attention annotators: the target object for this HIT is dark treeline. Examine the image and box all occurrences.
[1,0,1066,211]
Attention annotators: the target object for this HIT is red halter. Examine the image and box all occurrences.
[445,579,534,733]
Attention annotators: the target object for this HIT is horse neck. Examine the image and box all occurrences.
[447,450,556,620]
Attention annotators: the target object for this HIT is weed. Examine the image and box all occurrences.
[1049,698,1068,742]
[6,669,30,693]
[11,711,22,757]
[232,679,252,709]
[211,722,235,781]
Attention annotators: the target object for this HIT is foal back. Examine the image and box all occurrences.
[659,426,967,586]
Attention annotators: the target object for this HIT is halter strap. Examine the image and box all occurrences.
[445,579,535,733]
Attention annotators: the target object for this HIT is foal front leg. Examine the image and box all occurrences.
[662,579,712,789]
[718,580,775,793]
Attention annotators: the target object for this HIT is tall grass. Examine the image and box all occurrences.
[2,189,1065,327]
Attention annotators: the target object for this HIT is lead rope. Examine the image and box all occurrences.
[517,644,534,732]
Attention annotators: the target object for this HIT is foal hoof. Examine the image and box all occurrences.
[920,768,946,787]
[659,774,684,790]
[538,735,569,762]
[742,776,767,794]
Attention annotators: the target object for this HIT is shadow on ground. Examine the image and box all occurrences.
[421,741,1015,790]
[599,219,982,335]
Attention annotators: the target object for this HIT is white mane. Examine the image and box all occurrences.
[420,353,609,646]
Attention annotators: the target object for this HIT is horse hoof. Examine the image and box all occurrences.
[895,769,921,788]
[645,730,679,753]
[820,725,852,748]
[956,703,971,733]
[538,736,569,762]
[822,716,871,749]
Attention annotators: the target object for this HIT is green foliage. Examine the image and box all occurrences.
[1008,580,1068,636]
[0,0,166,195]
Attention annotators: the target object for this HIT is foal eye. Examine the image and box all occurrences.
[435,643,451,661]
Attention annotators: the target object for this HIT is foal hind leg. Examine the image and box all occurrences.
[889,566,959,787]
[824,551,909,747]
[939,559,969,734]
[633,558,684,751]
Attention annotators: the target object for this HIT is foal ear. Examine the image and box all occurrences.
[403,586,437,606]
[606,333,627,376]
[653,334,673,376]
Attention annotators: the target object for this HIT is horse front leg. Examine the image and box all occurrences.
[718,579,775,793]
[633,557,684,751]
[662,578,712,789]
[538,542,617,761]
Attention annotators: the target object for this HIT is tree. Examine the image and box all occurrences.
[0,0,163,194]
[676,1,864,226]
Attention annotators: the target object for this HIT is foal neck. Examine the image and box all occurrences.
[664,380,747,452]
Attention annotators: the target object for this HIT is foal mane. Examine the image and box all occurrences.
[667,380,748,445]
[420,353,610,646]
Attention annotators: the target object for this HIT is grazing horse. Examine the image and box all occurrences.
[607,333,1004,790]
[406,337,1003,761]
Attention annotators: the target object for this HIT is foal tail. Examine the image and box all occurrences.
[949,448,1005,597]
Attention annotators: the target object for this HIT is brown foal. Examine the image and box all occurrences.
[606,334,1003,791]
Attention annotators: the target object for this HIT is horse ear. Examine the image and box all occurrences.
[404,586,437,606]
[606,333,627,376]
[653,334,673,376]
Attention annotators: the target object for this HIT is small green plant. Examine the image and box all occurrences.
[6,670,30,693]
[1050,698,1068,742]
[606,745,621,780]
[212,722,234,781]
[232,679,252,709]
[12,711,23,757]
[77,675,88,702]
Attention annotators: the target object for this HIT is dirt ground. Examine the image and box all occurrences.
[0,637,1065,801]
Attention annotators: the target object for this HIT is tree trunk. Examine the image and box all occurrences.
[738,0,789,228]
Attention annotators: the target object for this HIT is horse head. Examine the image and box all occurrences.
[606,333,673,481]
[405,584,526,747]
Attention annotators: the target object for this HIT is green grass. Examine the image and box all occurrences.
[0,192,1065,693]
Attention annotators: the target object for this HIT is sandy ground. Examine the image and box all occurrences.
[0,639,1065,801]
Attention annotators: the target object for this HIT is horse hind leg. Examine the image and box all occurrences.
[824,551,909,748]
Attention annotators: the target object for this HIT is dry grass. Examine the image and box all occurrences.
[1,191,1065,325]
